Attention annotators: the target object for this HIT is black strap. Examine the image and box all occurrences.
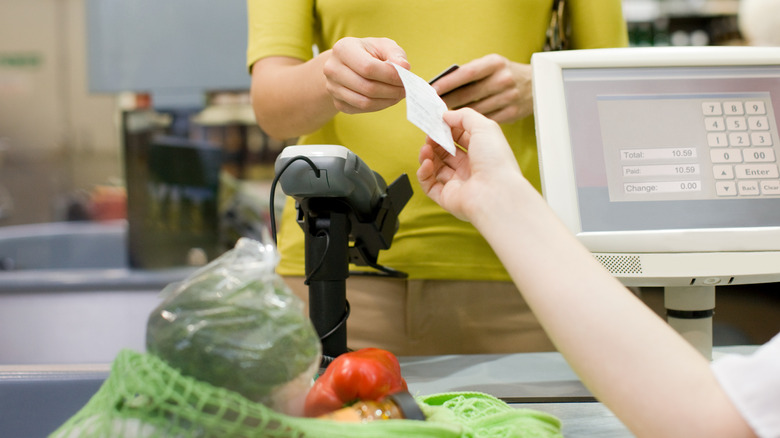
[667,309,715,319]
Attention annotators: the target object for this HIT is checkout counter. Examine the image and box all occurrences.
[0,346,759,437]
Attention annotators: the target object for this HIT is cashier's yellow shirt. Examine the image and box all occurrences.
[247,0,628,280]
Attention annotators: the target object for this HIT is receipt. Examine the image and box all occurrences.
[391,63,456,156]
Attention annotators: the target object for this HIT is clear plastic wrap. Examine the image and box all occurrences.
[145,237,321,416]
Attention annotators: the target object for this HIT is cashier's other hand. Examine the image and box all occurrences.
[323,37,410,114]
[417,108,522,222]
[431,55,533,124]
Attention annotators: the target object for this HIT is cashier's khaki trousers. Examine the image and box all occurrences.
[283,276,556,356]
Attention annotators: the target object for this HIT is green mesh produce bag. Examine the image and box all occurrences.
[51,349,562,438]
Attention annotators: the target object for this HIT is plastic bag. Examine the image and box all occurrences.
[145,237,321,416]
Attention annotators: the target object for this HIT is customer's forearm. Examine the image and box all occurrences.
[250,53,338,139]
[470,179,751,437]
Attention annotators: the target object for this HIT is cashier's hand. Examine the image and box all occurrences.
[323,37,411,114]
[430,55,533,124]
[417,108,523,222]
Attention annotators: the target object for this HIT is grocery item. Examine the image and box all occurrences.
[317,391,425,422]
[146,237,321,416]
[304,348,407,417]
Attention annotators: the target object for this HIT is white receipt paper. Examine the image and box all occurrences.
[391,62,456,156]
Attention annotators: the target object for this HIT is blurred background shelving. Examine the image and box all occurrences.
[623,0,742,47]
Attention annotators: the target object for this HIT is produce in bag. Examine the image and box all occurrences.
[304,347,410,417]
[146,237,321,416]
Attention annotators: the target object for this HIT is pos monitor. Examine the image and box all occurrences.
[532,46,780,358]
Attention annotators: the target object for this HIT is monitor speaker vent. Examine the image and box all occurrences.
[595,254,643,274]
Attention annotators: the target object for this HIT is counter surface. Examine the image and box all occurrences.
[401,352,628,437]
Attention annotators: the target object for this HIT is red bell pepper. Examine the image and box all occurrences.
[303,348,408,417]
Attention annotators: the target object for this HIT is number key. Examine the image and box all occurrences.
[743,148,776,163]
[748,116,770,131]
[745,101,767,115]
[723,101,745,115]
[707,132,728,147]
[726,117,747,131]
[728,132,751,147]
[704,117,725,131]
[751,132,774,146]
[710,149,743,163]
[702,102,722,116]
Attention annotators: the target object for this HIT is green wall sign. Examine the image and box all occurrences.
[0,53,42,69]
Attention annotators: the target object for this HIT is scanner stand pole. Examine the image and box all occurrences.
[303,208,350,361]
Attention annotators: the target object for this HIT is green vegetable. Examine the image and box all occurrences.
[146,242,321,407]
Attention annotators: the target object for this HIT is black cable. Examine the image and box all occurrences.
[318,301,351,369]
[303,229,330,286]
[269,155,321,246]
[319,301,351,341]
[355,260,409,278]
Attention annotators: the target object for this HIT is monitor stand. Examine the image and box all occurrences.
[664,285,715,360]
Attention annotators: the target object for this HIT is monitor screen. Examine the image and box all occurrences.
[566,65,780,233]
[532,47,780,286]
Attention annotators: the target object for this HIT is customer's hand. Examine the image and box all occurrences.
[417,108,522,222]
[323,37,411,114]
[431,54,533,124]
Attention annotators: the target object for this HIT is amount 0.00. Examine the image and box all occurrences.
[624,180,701,194]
